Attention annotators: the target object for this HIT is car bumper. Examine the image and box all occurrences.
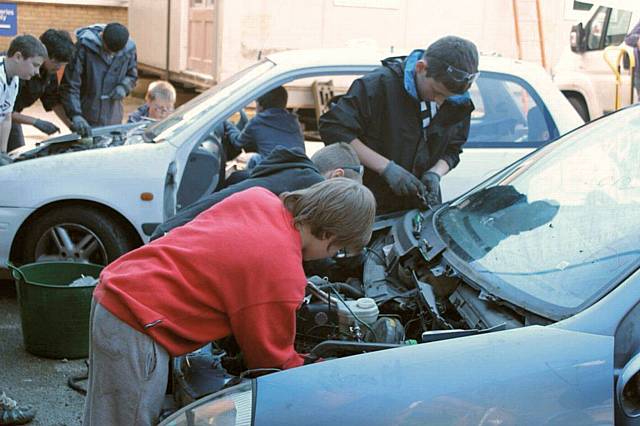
[0,206,34,268]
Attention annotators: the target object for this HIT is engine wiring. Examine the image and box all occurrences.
[364,246,386,264]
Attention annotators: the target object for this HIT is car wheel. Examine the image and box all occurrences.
[21,207,136,266]
[566,94,590,122]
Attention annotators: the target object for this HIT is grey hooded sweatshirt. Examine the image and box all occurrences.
[60,24,137,126]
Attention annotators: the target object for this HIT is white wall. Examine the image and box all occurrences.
[216,0,585,81]
[128,0,169,69]
[130,0,590,81]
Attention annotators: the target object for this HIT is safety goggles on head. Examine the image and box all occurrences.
[341,164,364,176]
[427,56,479,89]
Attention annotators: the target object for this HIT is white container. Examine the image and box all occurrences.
[337,297,379,329]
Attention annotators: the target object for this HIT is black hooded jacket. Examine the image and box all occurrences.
[319,56,472,213]
[150,147,324,240]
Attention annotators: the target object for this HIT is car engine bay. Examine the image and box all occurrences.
[1,125,145,164]
[171,209,545,408]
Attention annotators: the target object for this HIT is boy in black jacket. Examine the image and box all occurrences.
[150,142,362,240]
[320,36,479,213]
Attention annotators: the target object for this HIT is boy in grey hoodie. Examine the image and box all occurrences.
[60,22,137,136]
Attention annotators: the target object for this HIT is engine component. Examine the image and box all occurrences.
[172,344,235,408]
[449,284,523,330]
[365,317,405,344]
[317,281,364,298]
[310,340,400,358]
[307,278,380,340]
[337,297,379,329]
[421,323,506,343]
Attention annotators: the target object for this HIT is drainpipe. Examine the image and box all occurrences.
[511,0,523,60]
[165,0,171,79]
[535,0,547,70]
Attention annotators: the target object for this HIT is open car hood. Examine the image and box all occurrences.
[5,122,147,164]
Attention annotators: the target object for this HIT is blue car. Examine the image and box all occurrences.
[161,106,640,425]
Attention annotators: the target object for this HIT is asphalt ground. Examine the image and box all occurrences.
[0,86,326,425]
[0,280,86,426]
[0,96,148,425]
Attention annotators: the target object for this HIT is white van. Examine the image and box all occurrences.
[553,1,640,121]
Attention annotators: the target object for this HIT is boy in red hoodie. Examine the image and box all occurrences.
[83,178,376,426]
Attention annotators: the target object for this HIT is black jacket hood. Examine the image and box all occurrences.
[381,56,406,77]
[250,146,319,178]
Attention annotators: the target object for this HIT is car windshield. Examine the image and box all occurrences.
[436,107,640,319]
[144,59,275,141]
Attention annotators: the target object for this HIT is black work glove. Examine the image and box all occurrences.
[382,161,426,198]
[72,115,91,137]
[302,353,325,365]
[421,171,442,208]
[109,85,127,100]
[33,119,60,135]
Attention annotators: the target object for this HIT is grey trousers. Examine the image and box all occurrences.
[83,299,170,426]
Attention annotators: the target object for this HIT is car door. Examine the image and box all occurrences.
[614,295,640,425]
[549,266,640,426]
[159,60,277,220]
[166,61,377,219]
[442,72,556,201]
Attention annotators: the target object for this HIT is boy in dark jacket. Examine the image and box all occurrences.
[226,85,305,168]
[320,35,478,213]
[83,178,376,425]
[150,142,363,240]
[8,29,75,152]
[60,22,137,135]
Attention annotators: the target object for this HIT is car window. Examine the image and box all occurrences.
[467,72,553,147]
[604,8,632,48]
[437,107,640,320]
[145,59,276,141]
[587,7,608,50]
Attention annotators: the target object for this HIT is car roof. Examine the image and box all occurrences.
[265,48,584,134]
[265,48,551,83]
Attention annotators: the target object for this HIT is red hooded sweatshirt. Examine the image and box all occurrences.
[94,187,306,369]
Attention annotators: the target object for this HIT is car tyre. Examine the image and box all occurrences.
[21,206,136,266]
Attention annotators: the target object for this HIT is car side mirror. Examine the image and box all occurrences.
[571,23,586,53]
[617,352,640,418]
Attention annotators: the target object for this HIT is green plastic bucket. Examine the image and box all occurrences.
[8,261,103,359]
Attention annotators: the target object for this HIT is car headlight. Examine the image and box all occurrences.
[160,381,253,426]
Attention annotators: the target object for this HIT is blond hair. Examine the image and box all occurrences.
[281,178,376,254]
[146,80,176,103]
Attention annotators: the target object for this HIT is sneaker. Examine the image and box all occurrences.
[0,393,36,425]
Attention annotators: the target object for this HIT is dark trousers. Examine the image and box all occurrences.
[7,122,24,153]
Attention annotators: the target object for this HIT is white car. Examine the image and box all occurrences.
[0,49,583,268]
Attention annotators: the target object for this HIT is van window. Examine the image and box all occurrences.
[587,7,608,50]
[586,7,633,51]
[604,9,632,47]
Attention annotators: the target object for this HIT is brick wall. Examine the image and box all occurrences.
[0,3,127,51]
